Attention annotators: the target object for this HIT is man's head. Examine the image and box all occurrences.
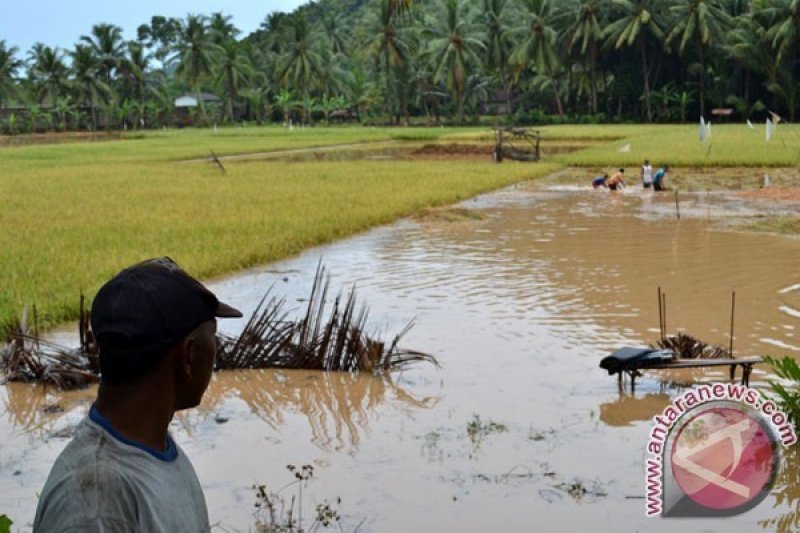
[91,257,242,406]
[619,168,625,173]
[644,159,650,165]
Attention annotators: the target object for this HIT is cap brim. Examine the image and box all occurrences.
[216,301,243,318]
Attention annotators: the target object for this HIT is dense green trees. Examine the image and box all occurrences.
[2,0,800,131]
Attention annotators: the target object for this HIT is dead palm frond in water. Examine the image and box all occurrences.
[652,332,731,360]
[217,263,438,374]
[1,308,99,389]
[2,265,437,389]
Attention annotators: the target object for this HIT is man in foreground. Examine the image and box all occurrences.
[34,257,242,532]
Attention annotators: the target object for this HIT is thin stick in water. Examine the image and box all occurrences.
[729,291,736,358]
[662,293,667,338]
[675,190,681,220]
[657,287,664,341]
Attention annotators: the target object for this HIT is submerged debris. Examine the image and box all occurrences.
[0,308,99,390]
[1,264,437,390]
[651,332,731,360]
[216,263,437,374]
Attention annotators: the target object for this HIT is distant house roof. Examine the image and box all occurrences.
[174,93,221,107]
[329,109,356,119]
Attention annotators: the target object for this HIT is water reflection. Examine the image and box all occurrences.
[203,370,440,451]
[599,393,671,427]
[2,382,91,435]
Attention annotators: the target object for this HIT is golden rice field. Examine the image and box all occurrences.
[1,123,798,330]
[0,125,556,329]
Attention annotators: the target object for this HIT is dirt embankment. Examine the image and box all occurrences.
[412,143,493,160]
[0,131,123,147]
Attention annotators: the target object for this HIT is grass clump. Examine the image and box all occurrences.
[748,217,800,235]
[466,414,508,444]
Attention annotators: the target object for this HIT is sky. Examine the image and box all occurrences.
[2,1,308,55]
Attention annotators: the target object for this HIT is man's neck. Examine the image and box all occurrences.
[95,383,175,452]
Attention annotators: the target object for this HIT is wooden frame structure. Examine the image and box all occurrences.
[615,356,763,392]
[493,127,541,162]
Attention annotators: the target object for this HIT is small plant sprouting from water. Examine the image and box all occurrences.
[254,464,347,532]
[466,414,507,447]
[555,479,608,502]
[0,515,12,533]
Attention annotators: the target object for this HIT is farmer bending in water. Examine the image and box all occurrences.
[34,257,243,533]
[653,165,669,191]
[592,174,609,189]
[608,168,625,190]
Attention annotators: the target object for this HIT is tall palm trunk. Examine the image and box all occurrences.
[546,64,564,117]
[698,40,705,117]
[640,37,652,122]
[226,66,236,122]
[455,65,464,124]
[503,68,514,117]
[590,42,598,114]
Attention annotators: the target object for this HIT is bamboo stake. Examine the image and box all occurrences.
[662,293,667,338]
[675,190,681,220]
[657,287,664,341]
[729,291,736,358]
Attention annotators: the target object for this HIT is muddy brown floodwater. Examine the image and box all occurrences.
[2,180,799,532]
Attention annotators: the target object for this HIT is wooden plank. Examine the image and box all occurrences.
[640,357,763,370]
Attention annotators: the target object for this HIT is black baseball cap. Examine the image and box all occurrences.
[91,257,242,363]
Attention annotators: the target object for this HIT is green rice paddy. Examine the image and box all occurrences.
[1,124,797,330]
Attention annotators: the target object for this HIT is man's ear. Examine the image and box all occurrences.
[172,335,197,379]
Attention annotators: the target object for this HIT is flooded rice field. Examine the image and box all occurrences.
[2,180,799,531]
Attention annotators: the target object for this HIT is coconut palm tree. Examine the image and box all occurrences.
[424,0,485,123]
[604,0,666,122]
[567,0,605,114]
[322,13,350,55]
[28,43,69,105]
[483,0,515,116]
[510,0,566,116]
[666,0,731,117]
[209,12,240,45]
[214,40,254,122]
[69,44,112,130]
[174,15,220,90]
[80,23,126,84]
[0,40,22,109]
[119,42,151,104]
[725,10,774,110]
[759,0,800,63]
[277,15,325,124]
[362,0,414,122]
